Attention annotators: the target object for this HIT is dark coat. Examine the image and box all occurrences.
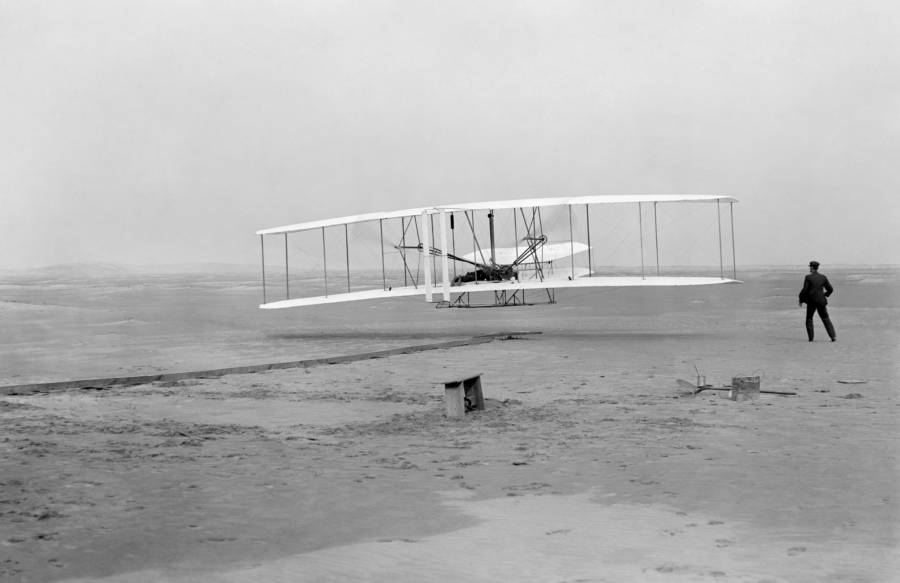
[799,272,834,306]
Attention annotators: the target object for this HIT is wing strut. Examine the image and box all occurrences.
[284,233,290,299]
[638,204,645,280]
[400,217,407,287]
[422,209,432,301]
[398,217,421,289]
[321,227,328,298]
[717,199,724,279]
[585,204,593,277]
[730,202,737,280]
[344,224,351,292]
[517,207,546,282]
[379,219,386,290]
[568,204,575,280]
[513,208,519,264]
[654,202,660,276]
[464,211,490,269]
[430,214,437,285]
[260,234,267,304]
[439,210,450,301]
[450,213,458,280]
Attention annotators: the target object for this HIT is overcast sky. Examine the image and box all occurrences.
[2,0,898,270]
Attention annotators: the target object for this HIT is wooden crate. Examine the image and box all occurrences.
[443,374,484,418]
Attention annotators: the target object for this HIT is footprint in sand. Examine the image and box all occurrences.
[651,563,692,574]
[33,532,59,541]
[502,481,552,493]
[715,538,735,548]
[787,546,807,556]
[1,559,23,578]
[202,536,238,542]
[663,528,683,537]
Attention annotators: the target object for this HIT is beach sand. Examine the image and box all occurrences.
[1,267,898,582]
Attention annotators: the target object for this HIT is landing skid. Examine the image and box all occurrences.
[436,288,557,308]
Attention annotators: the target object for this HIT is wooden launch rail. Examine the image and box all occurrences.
[0,331,540,396]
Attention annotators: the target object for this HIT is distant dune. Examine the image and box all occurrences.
[1,262,259,279]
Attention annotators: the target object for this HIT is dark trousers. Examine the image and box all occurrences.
[805,303,836,341]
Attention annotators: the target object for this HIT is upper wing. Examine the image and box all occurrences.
[256,206,430,236]
[436,194,738,214]
[256,194,738,236]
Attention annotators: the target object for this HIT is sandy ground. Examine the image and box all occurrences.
[1,272,899,582]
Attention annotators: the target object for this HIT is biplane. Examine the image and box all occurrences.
[256,195,740,309]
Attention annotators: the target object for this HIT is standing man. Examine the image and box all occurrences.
[799,261,836,342]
